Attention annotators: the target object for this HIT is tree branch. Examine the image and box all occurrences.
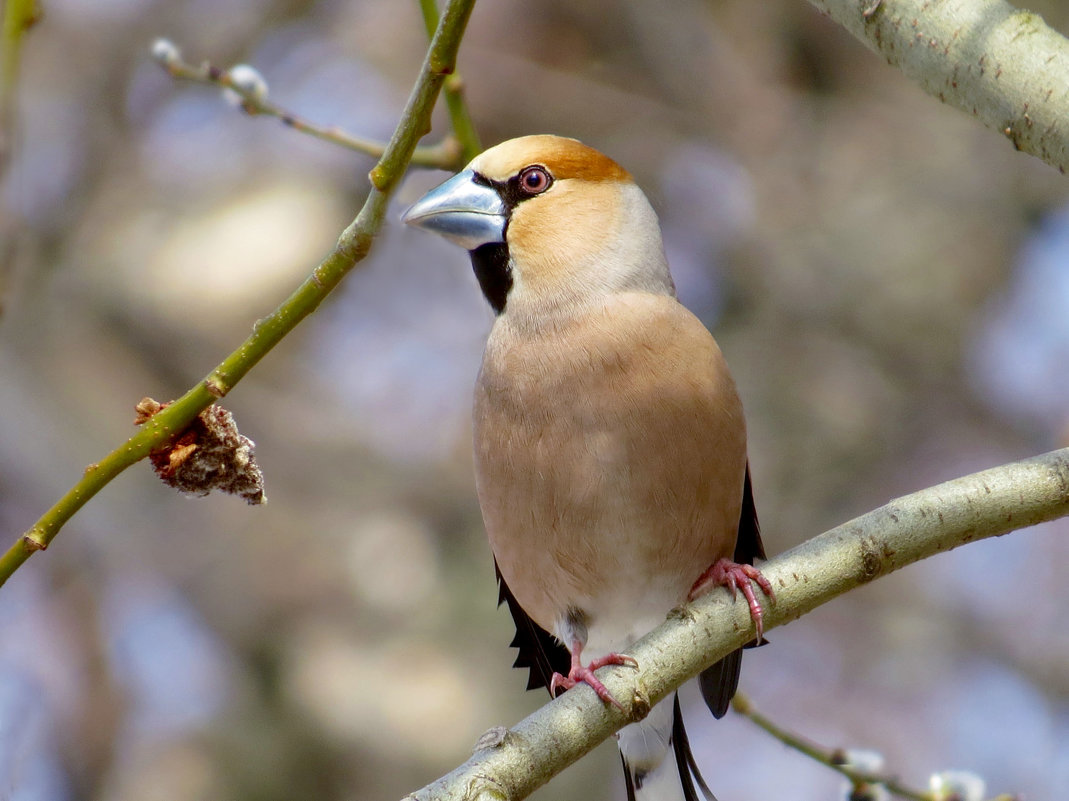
[403,448,1069,801]
[808,0,1069,174]
[0,0,478,589]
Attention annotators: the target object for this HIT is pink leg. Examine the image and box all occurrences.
[549,640,637,711]
[689,559,775,641]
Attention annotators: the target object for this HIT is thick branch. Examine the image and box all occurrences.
[0,0,478,589]
[404,448,1069,800]
[809,0,1069,174]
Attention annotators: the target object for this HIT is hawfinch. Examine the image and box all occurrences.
[403,135,772,801]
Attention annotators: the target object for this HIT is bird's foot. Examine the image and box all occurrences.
[689,558,776,641]
[550,651,638,711]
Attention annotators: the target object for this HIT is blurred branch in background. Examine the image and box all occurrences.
[731,692,1014,801]
[405,448,1069,801]
[809,0,1069,174]
[151,39,466,171]
[731,692,927,801]
[0,0,479,589]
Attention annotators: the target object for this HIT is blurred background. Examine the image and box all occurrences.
[2,1,1068,799]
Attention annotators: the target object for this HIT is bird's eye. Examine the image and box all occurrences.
[518,166,552,195]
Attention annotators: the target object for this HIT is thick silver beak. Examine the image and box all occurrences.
[401,169,507,251]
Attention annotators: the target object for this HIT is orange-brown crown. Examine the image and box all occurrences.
[470,135,631,185]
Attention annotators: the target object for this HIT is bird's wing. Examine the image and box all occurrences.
[697,463,765,719]
[734,463,765,564]
[495,560,571,693]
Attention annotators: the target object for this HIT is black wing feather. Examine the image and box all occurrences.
[495,560,571,692]
[733,463,765,564]
[698,463,766,719]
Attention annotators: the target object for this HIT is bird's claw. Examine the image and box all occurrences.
[550,652,637,711]
[689,558,776,641]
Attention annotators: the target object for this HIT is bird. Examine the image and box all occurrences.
[402,135,773,801]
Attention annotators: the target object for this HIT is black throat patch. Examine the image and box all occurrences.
[470,242,512,314]
[465,169,546,316]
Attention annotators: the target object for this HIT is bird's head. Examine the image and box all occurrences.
[402,135,674,317]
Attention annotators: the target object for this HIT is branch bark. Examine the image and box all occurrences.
[404,448,1069,800]
[808,0,1069,174]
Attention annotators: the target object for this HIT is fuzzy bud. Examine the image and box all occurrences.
[150,38,181,67]
[839,749,885,772]
[929,771,986,801]
[836,750,889,801]
[224,63,269,107]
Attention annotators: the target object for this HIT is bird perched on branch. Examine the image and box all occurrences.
[403,135,772,801]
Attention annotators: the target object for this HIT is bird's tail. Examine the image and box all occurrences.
[619,694,717,801]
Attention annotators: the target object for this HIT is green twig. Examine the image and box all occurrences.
[418,0,481,163]
[0,0,39,174]
[0,0,478,589]
[152,42,466,171]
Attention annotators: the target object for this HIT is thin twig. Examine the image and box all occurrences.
[418,0,482,163]
[153,45,466,171]
[0,0,39,176]
[732,693,1018,801]
[0,0,479,589]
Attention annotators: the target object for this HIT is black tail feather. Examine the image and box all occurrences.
[621,750,638,801]
[621,695,718,801]
[672,694,718,801]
